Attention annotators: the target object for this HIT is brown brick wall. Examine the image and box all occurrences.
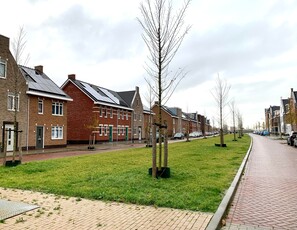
[0,35,28,150]
[28,96,68,148]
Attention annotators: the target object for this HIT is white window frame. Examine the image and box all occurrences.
[99,125,103,136]
[51,126,63,140]
[52,102,63,116]
[104,125,108,136]
[0,59,7,79]
[38,99,43,114]
[7,92,19,111]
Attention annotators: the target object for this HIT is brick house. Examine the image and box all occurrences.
[0,34,71,152]
[61,75,135,143]
[151,103,180,137]
[280,97,289,134]
[286,88,297,132]
[0,35,28,152]
[20,65,72,149]
[118,86,145,141]
[265,105,280,134]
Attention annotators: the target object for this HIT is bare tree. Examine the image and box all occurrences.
[143,81,156,147]
[211,74,231,147]
[229,99,237,141]
[138,0,191,177]
[236,109,243,138]
[10,26,29,163]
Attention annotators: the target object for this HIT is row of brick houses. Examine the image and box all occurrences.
[1,33,212,152]
[265,88,297,135]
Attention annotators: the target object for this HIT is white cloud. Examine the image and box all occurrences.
[1,0,297,129]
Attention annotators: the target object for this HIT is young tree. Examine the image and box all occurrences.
[211,74,231,147]
[143,82,156,147]
[229,99,237,141]
[138,0,191,177]
[10,26,29,162]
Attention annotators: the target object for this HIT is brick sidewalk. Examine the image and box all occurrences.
[224,134,297,229]
[0,188,212,230]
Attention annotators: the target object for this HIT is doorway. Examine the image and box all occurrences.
[36,126,44,149]
[5,124,14,151]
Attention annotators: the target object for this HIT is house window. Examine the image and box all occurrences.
[104,107,107,118]
[118,110,120,119]
[0,59,7,79]
[104,125,108,136]
[126,112,128,120]
[51,126,63,139]
[7,92,19,111]
[99,106,103,117]
[52,102,63,116]
[38,99,43,114]
[110,108,113,118]
[139,114,142,121]
[99,125,103,136]
[134,113,137,121]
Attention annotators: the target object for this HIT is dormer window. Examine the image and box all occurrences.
[0,59,7,79]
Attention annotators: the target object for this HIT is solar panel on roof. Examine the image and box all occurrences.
[21,66,68,97]
[100,88,120,104]
[81,82,114,103]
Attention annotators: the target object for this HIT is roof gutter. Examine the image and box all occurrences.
[26,91,73,101]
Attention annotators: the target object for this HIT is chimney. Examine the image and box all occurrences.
[68,74,76,80]
[135,86,139,93]
[0,35,10,50]
[35,65,43,74]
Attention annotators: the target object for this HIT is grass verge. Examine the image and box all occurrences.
[0,134,250,213]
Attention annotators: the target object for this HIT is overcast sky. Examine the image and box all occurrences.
[1,0,297,129]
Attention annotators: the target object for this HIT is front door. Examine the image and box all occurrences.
[36,126,44,149]
[125,127,128,141]
[109,126,113,142]
[5,124,14,151]
[138,127,142,141]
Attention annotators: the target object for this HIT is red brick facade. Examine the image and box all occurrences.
[62,79,133,143]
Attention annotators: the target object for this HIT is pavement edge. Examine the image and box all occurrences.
[206,134,253,230]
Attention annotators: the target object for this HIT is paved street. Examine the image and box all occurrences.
[224,134,297,229]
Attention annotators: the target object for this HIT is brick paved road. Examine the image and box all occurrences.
[224,134,297,230]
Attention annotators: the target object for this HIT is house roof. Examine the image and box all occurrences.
[163,106,179,117]
[143,105,154,114]
[281,98,289,113]
[20,66,72,101]
[68,78,132,110]
[118,90,135,106]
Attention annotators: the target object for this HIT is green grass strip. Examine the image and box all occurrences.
[0,134,250,213]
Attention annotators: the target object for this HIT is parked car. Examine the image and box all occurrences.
[189,132,199,138]
[293,137,297,148]
[156,132,164,142]
[173,132,184,139]
[287,131,297,146]
[261,130,269,136]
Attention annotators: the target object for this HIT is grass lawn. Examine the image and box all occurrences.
[0,134,250,213]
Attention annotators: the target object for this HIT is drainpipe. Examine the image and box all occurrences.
[26,96,29,151]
